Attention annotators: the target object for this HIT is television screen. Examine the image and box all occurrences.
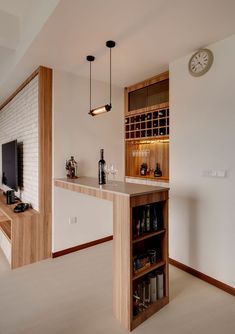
[2,140,18,191]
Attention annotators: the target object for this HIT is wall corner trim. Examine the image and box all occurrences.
[169,258,235,296]
[52,235,113,258]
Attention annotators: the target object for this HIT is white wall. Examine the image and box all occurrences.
[53,70,124,251]
[0,76,39,210]
[53,70,124,179]
[170,34,235,287]
[53,187,113,252]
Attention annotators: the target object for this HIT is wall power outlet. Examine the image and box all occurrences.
[69,216,78,224]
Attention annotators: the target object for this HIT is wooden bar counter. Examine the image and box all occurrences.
[55,177,169,331]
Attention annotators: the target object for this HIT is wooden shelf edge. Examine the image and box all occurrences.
[133,229,166,244]
[0,221,11,242]
[125,136,169,142]
[126,175,169,182]
[125,103,169,117]
[131,296,169,330]
[133,260,165,281]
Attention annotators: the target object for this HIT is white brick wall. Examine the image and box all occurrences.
[0,76,39,210]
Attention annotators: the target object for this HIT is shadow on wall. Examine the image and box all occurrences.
[169,191,199,298]
[170,190,199,268]
[187,194,199,270]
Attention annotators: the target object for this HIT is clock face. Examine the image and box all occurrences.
[188,49,213,77]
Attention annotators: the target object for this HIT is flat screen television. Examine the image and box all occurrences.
[2,140,18,191]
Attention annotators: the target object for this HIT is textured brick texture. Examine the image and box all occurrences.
[0,76,39,210]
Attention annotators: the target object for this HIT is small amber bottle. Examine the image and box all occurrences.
[154,163,162,177]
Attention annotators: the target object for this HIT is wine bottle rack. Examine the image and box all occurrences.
[124,71,170,183]
[125,108,169,140]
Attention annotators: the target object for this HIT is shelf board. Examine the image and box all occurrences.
[133,260,165,281]
[125,135,169,142]
[127,175,169,182]
[133,229,166,244]
[131,296,169,330]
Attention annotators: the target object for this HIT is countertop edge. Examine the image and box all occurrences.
[54,177,169,197]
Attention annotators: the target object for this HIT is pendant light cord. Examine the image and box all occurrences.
[110,47,112,106]
[89,60,92,111]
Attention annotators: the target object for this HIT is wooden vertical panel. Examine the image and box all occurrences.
[11,212,40,269]
[124,87,129,116]
[113,194,131,331]
[38,66,52,259]
[162,199,169,299]
[38,66,52,213]
[0,66,52,269]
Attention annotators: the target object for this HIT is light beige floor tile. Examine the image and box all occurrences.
[0,242,234,334]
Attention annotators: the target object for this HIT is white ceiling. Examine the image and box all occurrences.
[0,0,32,17]
[0,0,59,103]
[1,0,235,103]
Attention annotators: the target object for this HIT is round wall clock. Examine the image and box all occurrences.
[188,48,214,77]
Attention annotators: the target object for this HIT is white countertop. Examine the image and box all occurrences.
[54,177,169,197]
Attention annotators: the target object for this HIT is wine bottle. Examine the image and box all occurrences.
[154,163,162,177]
[98,149,106,185]
[145,205,151,232]
[149,273,157,303]
[152,206,158,231]
[144,278,151,304]
[141,208,145,234]
[157,272,164,299]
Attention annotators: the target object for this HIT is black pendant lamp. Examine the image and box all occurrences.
[87,40,116,116]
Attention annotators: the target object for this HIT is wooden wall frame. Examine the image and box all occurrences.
[124,71,170,182]
[0,66,52,267]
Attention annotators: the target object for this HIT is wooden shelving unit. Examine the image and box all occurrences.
[0,191,48,269]
[125,72,169,182]
[130,191,169,330]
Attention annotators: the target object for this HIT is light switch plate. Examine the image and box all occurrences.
[202,169,227,178]
[216,170,227,177]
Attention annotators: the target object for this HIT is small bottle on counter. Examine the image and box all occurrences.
[140,163,147,176]
[154,163,162,177]
[98,149,106,185]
